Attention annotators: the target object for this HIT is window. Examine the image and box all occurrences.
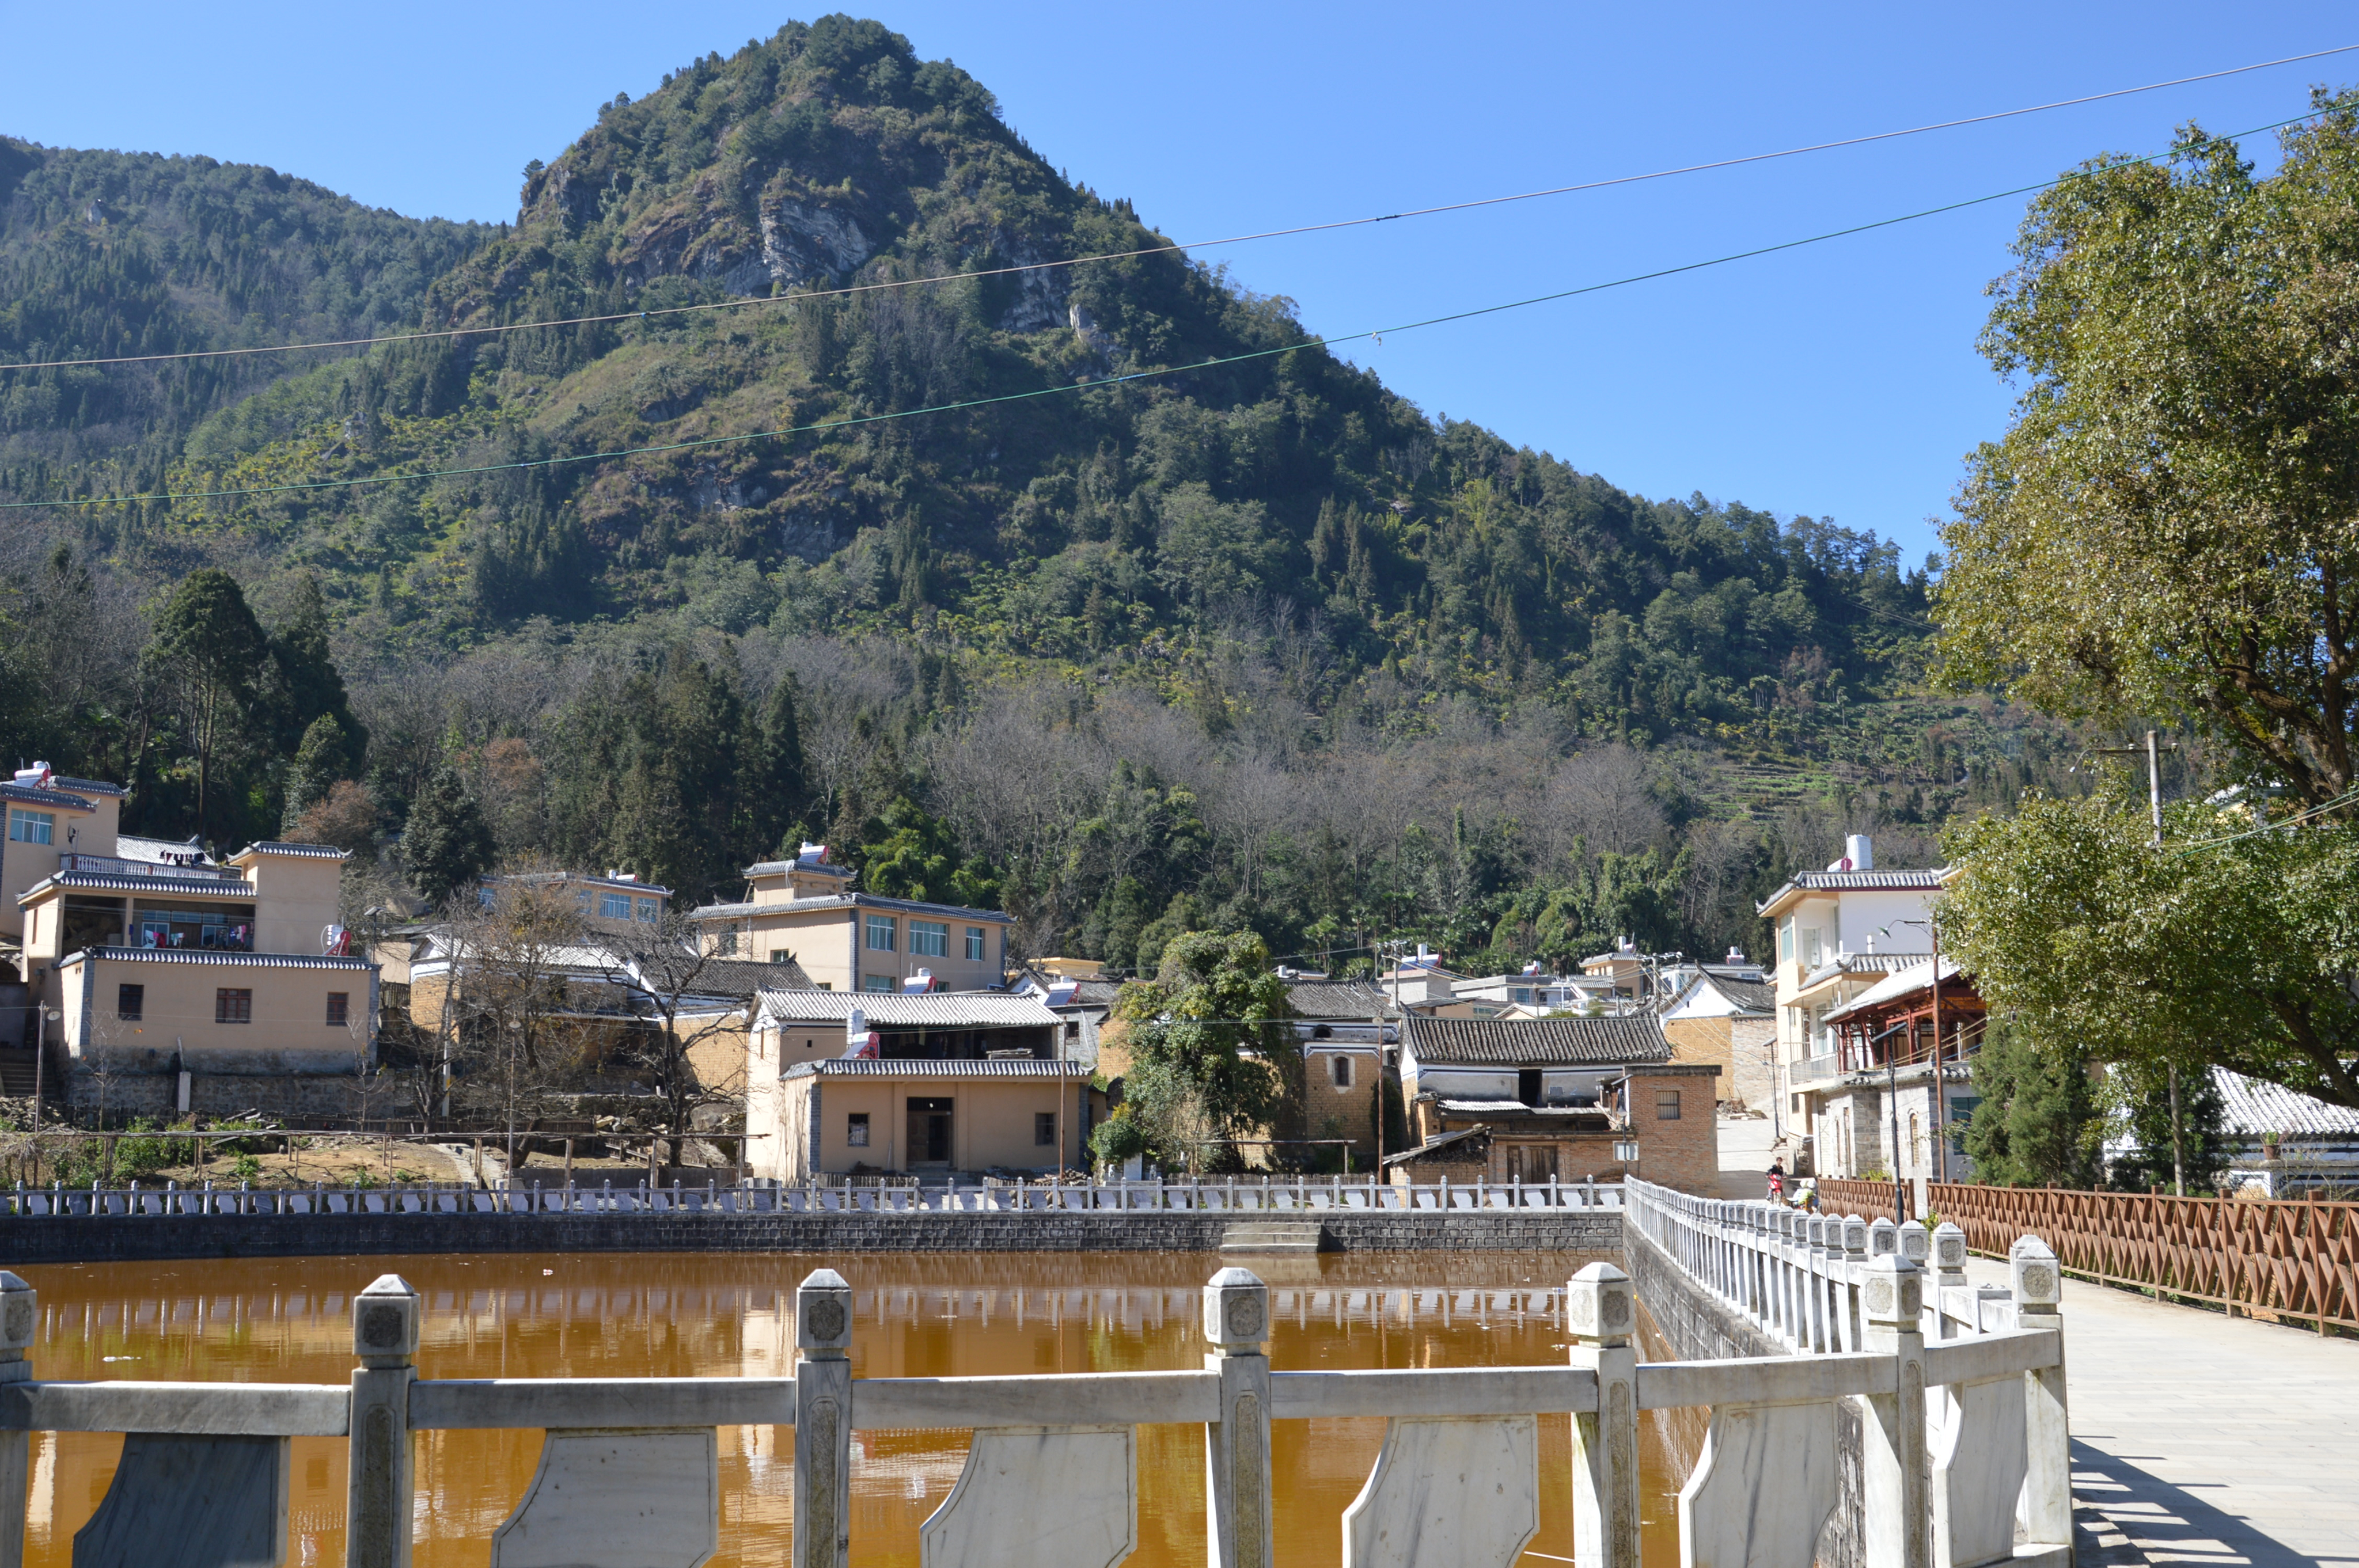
[7,808,53,845]
[1034,1112,1057,1146]
[116,984,143,1022]
[325,993,349,1027]
[846,1113,871,1148]
[636,897,658,923]
[1800,927,1823,970]
[1330,1054,1354,1089]
[1777,915,1794,964]
[215,988,253,1024]
[862,975,896,993]
[865,914,896,952]
[1655,1089,1682,1121]
[771,950,795,966]
[965,926,985,960]
[600,892,632,920]
[716,931,738,955]
[910,920,948,958]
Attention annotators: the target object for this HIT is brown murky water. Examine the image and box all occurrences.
[12,1250,1689,1566]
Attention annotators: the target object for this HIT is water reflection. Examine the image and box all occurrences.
[17,1250,1685,1567]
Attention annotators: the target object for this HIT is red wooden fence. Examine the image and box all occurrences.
[1810,1178,2359,1334]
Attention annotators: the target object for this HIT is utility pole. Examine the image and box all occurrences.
[2095,731,2179,1188]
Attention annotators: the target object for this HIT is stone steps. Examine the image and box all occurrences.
[1219,1221,1323,1254]
[0,1050,37,1097]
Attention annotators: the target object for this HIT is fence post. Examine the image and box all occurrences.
[346,1274,419,1568]
[1203,1267,1273,1568]
[1842,1215,1869,1349]
[1567,1262,1640,1568]
[1859,1254,1929,1568]
[0,1272,33,1568]
[794,1268,854,1568]
[2012,1237,2071,1554]
[1932,1222,1969,1338]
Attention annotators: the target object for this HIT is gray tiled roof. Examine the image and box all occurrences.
[26,872,256,900]
[754,990,1060,1029]
[1286,981,1402,1019]
[0,781,97,809]
[1405,1013,1672,1067]
[49,775,126,797]
[690,892,1014,924]
[1756,868,1947,913]
[58,947,376,971]
[234,840,350,860]
[2214,1068,2359,1138]
[780,1058,1089,1080]
[675,955,814,994]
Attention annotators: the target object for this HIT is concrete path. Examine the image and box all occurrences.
[1962,1256,2359,1565]
[1714,1111,1780,1201]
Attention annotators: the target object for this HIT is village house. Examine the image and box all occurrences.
[483,868,672,929]
[1656,951,1776,1111]
[1816,956,1985,1184]
[1755,833,1947,1175]
[4,765,379,1119]
[744,989,1082,1181]
[687,843,1013,994]
[1390,1013,1720,1192]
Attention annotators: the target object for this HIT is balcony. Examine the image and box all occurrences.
[62,853,248,884]
[1789,1053,1842,1085]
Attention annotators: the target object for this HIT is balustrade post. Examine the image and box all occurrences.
[1842,1215,1868,1350]
[794,1269,855,1568]
[1203,1267,1273,1568]
[1806,1214,1833,1351]
[0,1272,33,1568]
[1932,1222,1969,1338]
[2011,1238,2071,1553]
[1857,1255,1929,1568]
[346,1274,419,1568]
[1567,1262,1639,1568]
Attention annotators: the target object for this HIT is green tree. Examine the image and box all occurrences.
[1960,1018,2103,1188]
[268,574,365,764]
[1111,930,1296,1172]
[404,765,494,905]
[2104,1060,2230,1194]
[742,675,810,856]
[1941,783,2359,1108]
[1939,96,2359,806]
[143,568,269,844]
[282,712,359,833]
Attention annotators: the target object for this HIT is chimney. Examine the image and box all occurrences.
[1725,947,1747,965]
[1846,833,1873,870]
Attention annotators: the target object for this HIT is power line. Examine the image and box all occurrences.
[0,106,2327,515]
[3,43,2351,376]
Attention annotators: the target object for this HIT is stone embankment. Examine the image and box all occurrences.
[0,1208,1624,1264]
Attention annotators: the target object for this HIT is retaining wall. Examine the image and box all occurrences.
[0,1208,1621,1265]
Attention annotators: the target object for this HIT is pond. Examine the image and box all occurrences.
[12,1249,1690,1566]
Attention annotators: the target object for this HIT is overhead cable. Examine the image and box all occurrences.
[0,106,2328,514]
[2,43,2352,375]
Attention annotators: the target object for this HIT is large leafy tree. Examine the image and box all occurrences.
[1940,785,2359,1108]
[405,765,495,906]
[1103,929,1297,1172]
[1940,94,2359,806]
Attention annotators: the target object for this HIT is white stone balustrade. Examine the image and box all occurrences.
[0,1218,2071,1568]
[0,1173,1628,1220]
[1623,1177,2074,1568]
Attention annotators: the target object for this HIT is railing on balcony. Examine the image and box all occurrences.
[59,852,248,883]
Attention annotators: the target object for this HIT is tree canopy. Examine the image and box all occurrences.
[1940,93,2359,806]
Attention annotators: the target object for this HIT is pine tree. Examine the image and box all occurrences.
[1962,1019,2104,1188]
[144,568,269,845]
[403,765,494,906]
[280,712,355,834]
[742,675,810,857]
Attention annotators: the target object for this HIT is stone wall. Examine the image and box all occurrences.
[0,1208,1621,1266]
[1624,1218,1864,1568]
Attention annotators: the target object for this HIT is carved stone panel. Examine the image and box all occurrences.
[490,1428,718,1568]
[1931,1377,2027,1568]
[73,1433,288,1568]
[1342,1416,1538,1568]
[921,1425,1136,1568]
[1677,1400,1839,1568]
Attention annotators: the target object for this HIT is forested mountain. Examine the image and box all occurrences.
[0,15,2098,977]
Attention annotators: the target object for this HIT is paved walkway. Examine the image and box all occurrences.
[1958,1255,2359,1565]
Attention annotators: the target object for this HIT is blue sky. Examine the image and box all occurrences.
[6,2,2354,564]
